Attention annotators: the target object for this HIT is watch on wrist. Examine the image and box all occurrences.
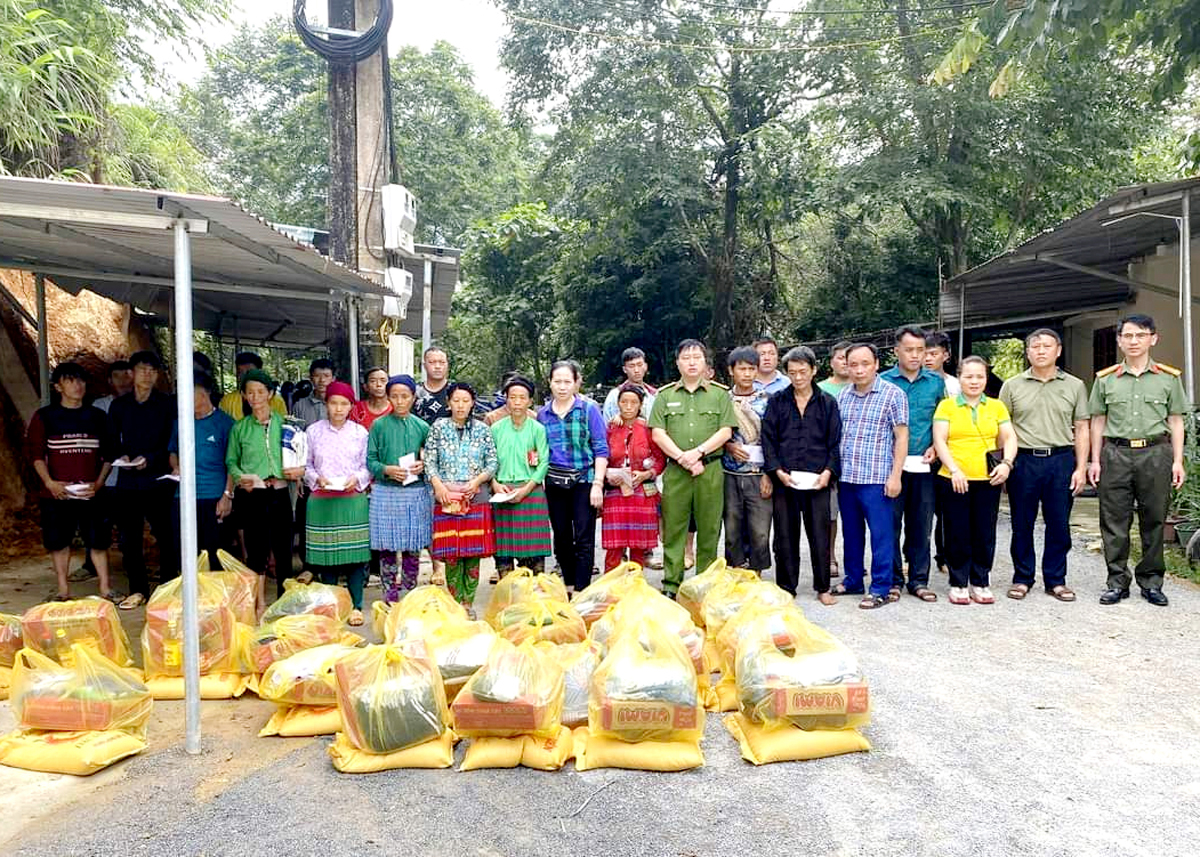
[223,490,235,499]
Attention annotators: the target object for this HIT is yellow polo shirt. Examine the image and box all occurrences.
[933,394,1010,480]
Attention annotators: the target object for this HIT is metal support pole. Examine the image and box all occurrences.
[957,281,966,362]
[348,297,360,390]
[173,221,202,756]
[1182,191,1194,405]
[422,259,433,351]
[35,274,49,406]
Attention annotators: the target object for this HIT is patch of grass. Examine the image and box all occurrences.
[1129,537,1200,584]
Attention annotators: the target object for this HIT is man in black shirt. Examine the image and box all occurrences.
[761,346,842,603]
[107,350,176,609]
[414,346,453,425]
[25,362,121,602]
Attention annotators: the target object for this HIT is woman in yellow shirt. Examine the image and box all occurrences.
[932,356,1017,605]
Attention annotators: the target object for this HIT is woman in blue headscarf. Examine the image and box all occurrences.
[365,375,432,603]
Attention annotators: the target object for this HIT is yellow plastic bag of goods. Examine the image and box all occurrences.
[205,564,259,627]
[0,665,10,700]
[589,581,706,685]
[459,725,574,771]
[538,640,602,728]
[1,612,22,667]
[427,620,498,686]
[723,713,870,764]
[451,639,564,739]
[259,705,342,737]
[11,645,152,733]
[0,728,147,775]
[573,727,704,772]
[734,626,870,731]
[262,579,353,625]
[589,619,704,744]
[334,642,450,754]
[145,672,255,700]
[714,602,814,681]
[678,558,754,626]
[701,577,794,641]
[495,600,587,646]
[142,574,245,678]
[249,614,362,672]
[377,586,468,643]
[21,598,132,667]
[328,729,456,772]
[257,643,360,706]
[570,562,644,627]
[484,568,568,627]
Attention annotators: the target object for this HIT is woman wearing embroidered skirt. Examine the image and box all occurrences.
[490,376,552,576]
[366,375,432,604]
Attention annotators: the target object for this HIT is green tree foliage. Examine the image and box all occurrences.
[99,104,210,190]
[174,18,330,225]
[172,24,530,238]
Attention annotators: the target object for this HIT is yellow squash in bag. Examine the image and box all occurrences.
[484,568,568,627]
[10,645,152,734]
[451,638,564,739]
[589,619,703,745]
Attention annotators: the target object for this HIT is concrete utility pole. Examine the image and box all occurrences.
[324,0,389,377]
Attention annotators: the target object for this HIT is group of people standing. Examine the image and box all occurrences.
[23,311,1187,624]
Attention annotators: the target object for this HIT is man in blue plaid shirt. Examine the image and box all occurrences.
[834,343,909,610]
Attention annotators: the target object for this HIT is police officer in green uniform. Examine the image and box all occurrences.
[648,339,738,597]
[1087,313,1187,607]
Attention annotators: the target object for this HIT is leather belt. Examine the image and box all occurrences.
[1018,446,1073,457]
[1106,434,1169,449]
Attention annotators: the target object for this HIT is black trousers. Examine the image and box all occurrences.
[771,485,832,595]
[237,487,295,598]
[935,478,1001,588]
[545,481,596,591]
[163,497,224,577]
[114,485,172,597]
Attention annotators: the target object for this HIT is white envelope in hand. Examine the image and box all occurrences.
[398,453,419,486]
[744,444,765,466]
[788,471,822,490]
[902,454,931,474]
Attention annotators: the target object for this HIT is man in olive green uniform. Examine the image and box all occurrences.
[649,339,738,597]
[1088,313,1188,607]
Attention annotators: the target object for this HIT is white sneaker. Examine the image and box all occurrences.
[948,587,970,604]
[970,586,996,604]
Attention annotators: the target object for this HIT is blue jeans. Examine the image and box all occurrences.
[891,471,935,591]
[1008,451,1075,590]
[838,482,895,597]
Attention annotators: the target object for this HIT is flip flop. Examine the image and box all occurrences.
[858,594,890,610]
[1007,584,1030,600]
[1049,586,1076,602]
[910,587,938,602]
[348,608,364,627]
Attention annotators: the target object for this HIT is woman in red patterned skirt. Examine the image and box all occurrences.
[602,384,666,570]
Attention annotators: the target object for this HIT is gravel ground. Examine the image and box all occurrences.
[3,502,1199,857]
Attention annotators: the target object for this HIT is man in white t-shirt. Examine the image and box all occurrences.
[923,330,958,575]
[923,331,961,397]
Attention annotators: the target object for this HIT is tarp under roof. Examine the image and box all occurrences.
[942,177,1200,330]
[0,176,404,348]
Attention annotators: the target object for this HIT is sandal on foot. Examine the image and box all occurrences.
[348,608,364,627]
[858,594,891,610]
[910,587,938,602]
[1049,585,1076,602]
[295,571,314,585]
[488,570,500,584]
[47,591,71,603]
[102,590,126,604]
[886,588,902,602]
[969,586,995,604]
[1007,584,1030,600]
[118,592,146,610]
[832,584,865,596]
[948,587,970,605]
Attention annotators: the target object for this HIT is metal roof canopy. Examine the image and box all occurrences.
[942,177,1197,399]
[0,176,396,348]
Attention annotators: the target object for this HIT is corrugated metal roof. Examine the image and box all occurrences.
[0,177,458,347]
[942,177,1200,329]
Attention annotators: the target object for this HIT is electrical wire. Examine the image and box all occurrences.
[506,11,960,51]
[293,0,394,65]
[659,0,996,16]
